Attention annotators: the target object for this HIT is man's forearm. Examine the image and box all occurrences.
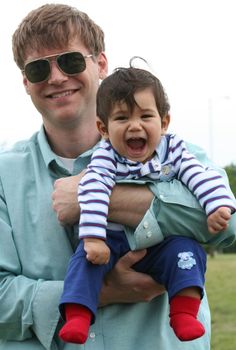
[108,184,154,228]
[52,177,154,228]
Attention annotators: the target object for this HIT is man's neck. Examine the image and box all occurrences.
[44,123,100,158]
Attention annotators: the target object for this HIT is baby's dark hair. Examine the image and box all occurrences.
[96,66,170,125]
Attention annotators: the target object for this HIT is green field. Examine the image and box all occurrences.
[205,254,236,350]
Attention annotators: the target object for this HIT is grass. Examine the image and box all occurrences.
[205,253,236,350]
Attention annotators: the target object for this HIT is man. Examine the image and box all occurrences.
[0,3,235,350]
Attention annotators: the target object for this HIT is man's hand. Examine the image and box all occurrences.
[207,206,231,234]
[99,249,165,306]
[84,238,110,265]
[52,174,84,225]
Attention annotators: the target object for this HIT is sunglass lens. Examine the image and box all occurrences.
[25,60,50,83]
[58,52,86,75]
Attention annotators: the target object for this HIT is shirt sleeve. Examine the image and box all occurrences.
[125,142,236,250]
[78,145,117,240]
[0,180,62,350]
[169,134,236,215]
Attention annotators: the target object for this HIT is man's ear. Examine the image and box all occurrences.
[97,52,108,80]
[96,118,109,139]
[23,76,30,95]
[161,114,171,135]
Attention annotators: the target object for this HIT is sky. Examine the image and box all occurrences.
[1,0,236,166]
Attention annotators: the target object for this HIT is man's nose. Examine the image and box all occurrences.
[47,61,68,84]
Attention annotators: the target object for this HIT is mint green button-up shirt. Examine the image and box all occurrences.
[0,127,235,350]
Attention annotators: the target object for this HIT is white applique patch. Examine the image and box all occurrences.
[177,251,196,270]
[161,165,171,175]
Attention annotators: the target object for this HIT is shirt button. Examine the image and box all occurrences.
[143,221,149,229]
[146,231,152,238]
[159,194,164,200]
[90,332,96,340]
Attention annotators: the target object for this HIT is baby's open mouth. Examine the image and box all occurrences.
[126,137,146,150]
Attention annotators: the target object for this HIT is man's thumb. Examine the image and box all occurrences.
[119,249,147,268]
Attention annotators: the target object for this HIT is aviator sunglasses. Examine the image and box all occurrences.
[23,51,93,84]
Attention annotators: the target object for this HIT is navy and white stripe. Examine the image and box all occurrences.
[78,136,236,240]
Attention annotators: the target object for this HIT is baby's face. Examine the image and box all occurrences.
[106,88,169,163]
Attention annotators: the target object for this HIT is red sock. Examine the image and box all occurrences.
[59,304,92,344]
[169,295,205,341]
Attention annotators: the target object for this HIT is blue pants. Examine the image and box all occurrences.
[59,232,206,323]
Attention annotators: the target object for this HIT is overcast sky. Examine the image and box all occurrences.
[1,0,235,166]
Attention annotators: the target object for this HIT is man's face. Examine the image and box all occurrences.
[23,37,108,130]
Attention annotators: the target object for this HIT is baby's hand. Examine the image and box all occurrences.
[84,238,110,265]
[207,207,231,234]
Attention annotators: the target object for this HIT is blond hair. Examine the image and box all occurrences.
[12,3,105,69]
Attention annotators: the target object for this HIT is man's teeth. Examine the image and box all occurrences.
[51,90,73,98]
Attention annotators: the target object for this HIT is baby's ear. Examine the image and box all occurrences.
[96,118,109,139]
[161,114,170,135]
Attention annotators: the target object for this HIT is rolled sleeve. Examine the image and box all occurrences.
[124,198,164,250]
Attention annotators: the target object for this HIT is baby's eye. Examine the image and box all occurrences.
[142,114,153,119]
[114,115,128,121]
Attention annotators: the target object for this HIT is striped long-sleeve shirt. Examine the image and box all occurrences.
[78,134,236,240]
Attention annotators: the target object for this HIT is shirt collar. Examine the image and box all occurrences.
[37,126,57,168]
[37,125,99,174]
